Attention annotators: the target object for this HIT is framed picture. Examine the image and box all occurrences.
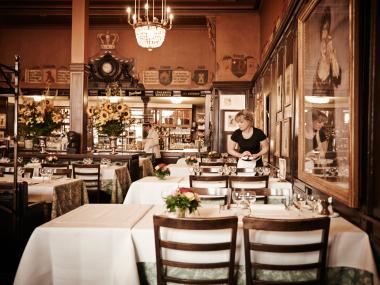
[274,122,281,157]
[0,113,6,129]
[224,111,239,132]
[276,75,282,112]
[279,158,287,180]
[43,68,57,84]
[219,94,246,110]
[281,118,291,157]
[25,69,43,84]
[0,131,4,140]
[284,64,293,106]
[298,0,358,207]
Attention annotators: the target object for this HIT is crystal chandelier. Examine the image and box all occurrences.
[126,1,173,51]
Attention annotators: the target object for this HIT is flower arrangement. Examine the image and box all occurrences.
[45,155,58,163]
[185,155,198,165]
[208,151,221,158]
[19,98,65,137]
[221,152,229,159]
[154,163,170,179]
[87,100,131,137]
[164,187,201,217]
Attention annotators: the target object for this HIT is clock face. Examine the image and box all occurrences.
[101,62,113,74]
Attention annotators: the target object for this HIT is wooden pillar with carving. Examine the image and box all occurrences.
[70,0,89,153]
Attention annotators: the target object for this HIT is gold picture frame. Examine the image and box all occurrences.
[274,122,281,157]
[281,118,291,158]
[298,0,358,207]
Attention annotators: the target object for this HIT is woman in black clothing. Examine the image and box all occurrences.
[227,109,269,167]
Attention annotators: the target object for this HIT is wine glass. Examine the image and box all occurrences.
[193,165,201,176]
[231,189,245,209]
[17,156,24,165]
[255,167,263,176]
[281,196,290,210]
[17,167,25,179]
[217,166,224,176]
[245,191,256,215]
[307,194,319,213]
[229,166,237,176]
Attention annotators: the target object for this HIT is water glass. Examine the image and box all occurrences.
[193,165,201,176]
[229,166,237,176]
[245,191,256,215]
[307,194,319,213]
[17,156,24,164]
[232,189,245,209]
[255,167,263,176]
[281,196,290,210]
[17,167,25,178]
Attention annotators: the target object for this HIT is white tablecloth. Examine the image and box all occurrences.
[131,205,379,284]
[124,176,185,204]
[14,204,153,285]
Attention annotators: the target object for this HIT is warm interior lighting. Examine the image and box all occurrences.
[126,1,173,51]
[305,96,330,104]
[170,97,182,104]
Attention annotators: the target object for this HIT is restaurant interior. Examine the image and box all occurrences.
[0,0,380,284]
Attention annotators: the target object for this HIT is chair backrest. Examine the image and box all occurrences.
[236,168,256,176]
[189,175,229,188]
[42,163,71,178]
[0,162,14,176]
[231,187,271,204]
[154,215,238,285]
[243,217,330,285]
[189,187,230,206]
[23,168,34,178]
[72,164,101,202]
[228,175,269,188]
[200,167,222,176]
[200,162,225,167]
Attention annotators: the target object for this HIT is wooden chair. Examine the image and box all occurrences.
[153,215,238,285]
[41,163,71,178]
[228,175,269,188]
[23,167,34,178]
[243,217,330,285]
[200,162,237,167]
[236,168,256,176]
[189,187,230,207]
[189,175,229,188]
[199,167,222,176]
[72,164,101,203]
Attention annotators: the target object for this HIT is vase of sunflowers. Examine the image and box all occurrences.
[19,98,65,153]
[87,100,131,154]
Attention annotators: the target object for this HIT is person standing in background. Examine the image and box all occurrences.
[143,123,161,165]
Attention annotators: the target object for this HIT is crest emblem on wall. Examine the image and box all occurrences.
[159,69,172,85]
[222,54,255,78]
[193,70,208,85]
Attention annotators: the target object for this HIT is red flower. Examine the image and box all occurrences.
[178,187,192,193]
[158,163,166,168]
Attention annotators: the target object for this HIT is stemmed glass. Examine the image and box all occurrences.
[231,189,245,210]
[307,194,319,213]
[17,167,25,179]
[193,165,201,176]
[245,191,256,215]
[281,196,290,210]
[255,167,263,176]
[17,156,24,165]
[217,166,224,176]
[229,166,237,176]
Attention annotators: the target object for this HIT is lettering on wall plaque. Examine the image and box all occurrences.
[154,90,173,97]
[172,70,191,85]
[25,69,43,84]
[143,70,159,85]
[56,68,70,84]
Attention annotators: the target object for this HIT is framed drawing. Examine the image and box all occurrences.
[279,158,287,180]
[219,94,245,110]
[298,0,358,207]
[284,64,293,106]
[276,75,282,112]
[43,68,57,84]
[224,111,239,132]
[0,114,6,129]
[274,122,281,157]
[281,118,291,157]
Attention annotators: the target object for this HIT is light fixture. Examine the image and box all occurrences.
[126,1,173,51]
[305,96,330,104]
[170,97,182,104]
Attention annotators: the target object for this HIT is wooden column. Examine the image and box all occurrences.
[70,0,89,153]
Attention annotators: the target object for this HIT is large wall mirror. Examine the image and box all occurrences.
[297,0,358,207]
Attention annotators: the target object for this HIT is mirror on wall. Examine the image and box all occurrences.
[297,0,358,207]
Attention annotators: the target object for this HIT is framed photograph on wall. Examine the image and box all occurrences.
[219,94,245,110]
[274,122,281,157]
[276,75,282,112]
[284,64,293,106]
[0,114,6,129]
[298,0,358,207]
[281,118,291,157]
[279,158,287,180]
[224,111,239,132]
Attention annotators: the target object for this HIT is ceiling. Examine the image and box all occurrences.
[0,0,261,27]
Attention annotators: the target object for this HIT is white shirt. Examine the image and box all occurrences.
[144,128,161,158]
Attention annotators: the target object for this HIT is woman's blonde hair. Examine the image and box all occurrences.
[235,109,254,126]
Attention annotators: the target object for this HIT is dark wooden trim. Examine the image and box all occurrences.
[212,81,252,90]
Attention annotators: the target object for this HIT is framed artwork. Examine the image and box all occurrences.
[281,118,291,157]
[0,114,6,129]
[298,0,358,207]
[0,131,4,140]
[43,68,57,84]
[274,122,281,157]
[284,64,293,106]
[219,94,246,110]
[279,158,287,180]
[276,75,282,112]
[224,111,239,132]
[25,69,43,84]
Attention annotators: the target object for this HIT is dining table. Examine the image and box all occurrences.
[0,176,88,219]
[13,203,379,285]
[123,175,293,205]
